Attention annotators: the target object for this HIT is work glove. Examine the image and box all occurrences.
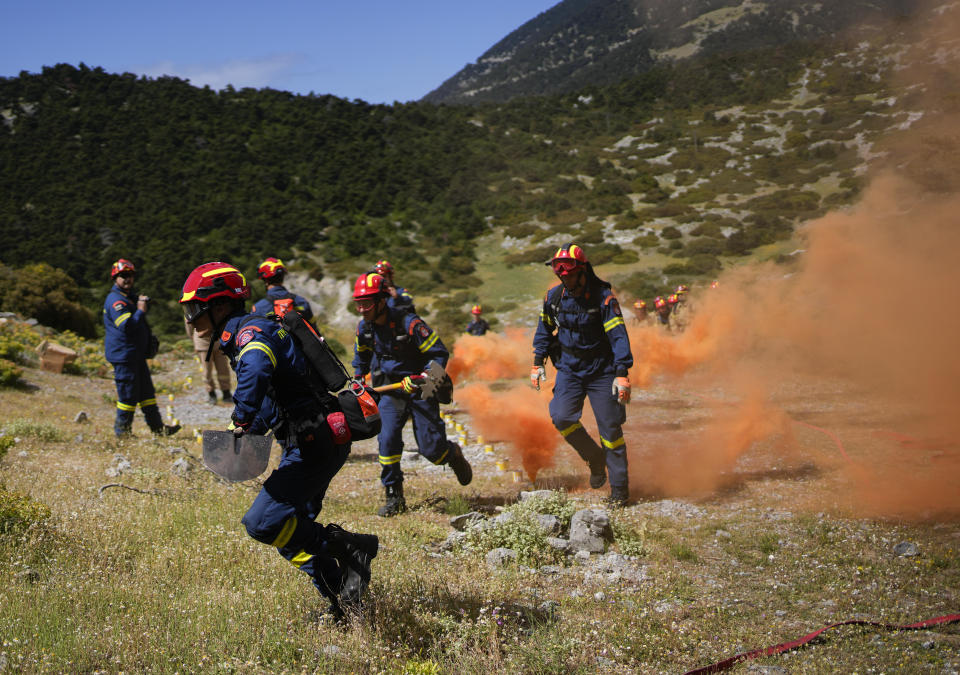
[400,375,420,394]
[612,376,631,404]
[530,365,546,391]
[228,416,250,437]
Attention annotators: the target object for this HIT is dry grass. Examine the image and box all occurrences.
[1,358,958,674]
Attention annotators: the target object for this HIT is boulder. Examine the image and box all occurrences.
[535,513,561,535]
[569,508,612,553]
[450,511,485,531]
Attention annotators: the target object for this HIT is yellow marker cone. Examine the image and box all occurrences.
[495,459,509,472]
[168,394,175,402]
[484,444,494,455]
[476,435,484,445]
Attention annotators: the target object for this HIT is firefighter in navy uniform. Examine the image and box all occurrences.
[252,257,314,322]
[102,259,179,438]
[373,259,415,314]
[351,273,472,517]
[179,262,377,622]
[531,244,634,506]
[465,304,490,336]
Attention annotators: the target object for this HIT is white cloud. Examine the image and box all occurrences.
[136,54,303,91]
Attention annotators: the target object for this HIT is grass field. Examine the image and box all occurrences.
[1,342,958,674]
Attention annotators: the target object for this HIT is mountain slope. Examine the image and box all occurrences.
[423,0,917,104]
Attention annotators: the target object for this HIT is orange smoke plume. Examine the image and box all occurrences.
[448,327,532,382]
[456,383,558,481]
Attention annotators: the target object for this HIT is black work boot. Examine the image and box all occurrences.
[222,389,233,402]
[153,423,181,436]
[326,524,379,608]
[605,485,629,508]
[377,484,407,517]
[446,442,473,486]
[207,391,217,404]
[588,458,607,489]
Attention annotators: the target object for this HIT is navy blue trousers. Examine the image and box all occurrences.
[549,368,629,490]
[376,392,454,486]
[241,440,350,600]
[111,360,162,436]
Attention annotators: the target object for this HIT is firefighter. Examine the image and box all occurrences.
[633,299,648,324]
[671,285,690,331]
[465,304,490,336]
[351,273,472,517]
[531,244,634,506]
[252,257,314,321]
[373,259,415,314]
[654,295,672,330]
[102,259,179,438]
[179,262,377,622]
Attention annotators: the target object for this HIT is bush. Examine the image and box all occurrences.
[2,418,67,442]
[660,226,682,240]
[0,263,97,337]
[0,358,23,386]
[0,482,51,534]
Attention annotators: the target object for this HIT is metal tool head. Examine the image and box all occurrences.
[202,430,272,481]
[418,360,447,400]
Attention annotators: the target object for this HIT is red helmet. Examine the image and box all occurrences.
[257,257,285,281]
[710,280,720,289]
[547,243,588,276]
[667,294,679,305]
[353,273,388,301]
[654,296,666,309]
[179,262,250,322]
[634,299,646,309]
[110,258,136,278]
[471,304,482,315]
[676,284,689,294]
[374,259,394,278]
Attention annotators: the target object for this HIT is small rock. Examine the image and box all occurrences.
[545,536,570,552]
[535,513,561,535]
[171,457,191,475]
[322,645,341,657]
[18,450,28,458]
[715,529,732,539]
[105,467,120,478]
[594,591,606,602]
[450,511,485,531]
[486,547,517,568]
[921,640,935,649]
[569,590,582,599]
[492,511,516,526]
[596,656,615,667]
[74,434,84,443]
[519,489,556,502]
[894,541,919,557]
[539,565,562,575]
[573,550,591,564]
[439,531,466,552]
[74,411,89,424]
[747,666,788,674]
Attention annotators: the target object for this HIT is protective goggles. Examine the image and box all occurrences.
[115,271,135,279]
[181,300,209,323]
[354,298,377,312]
[551,259,582,276]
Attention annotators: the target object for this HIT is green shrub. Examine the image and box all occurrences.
[660,226,682,240]
[0,435,14,460]
[2,418,68,443]
[0,482,51,534]
[0,358,23,386]
[633,233,661,248]
[613,519,649,557]
[0,263,96,337]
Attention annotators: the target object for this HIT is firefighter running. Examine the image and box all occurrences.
[351,272,472,517]
[180,262,377,623]
[531,243,634,506]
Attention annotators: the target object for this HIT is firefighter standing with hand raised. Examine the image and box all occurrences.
[102,258,179,438]
[351,273,472,517]
[531,243,634,505]
[252,257,313,321]
[373,259,415,314]
[179,262,377,623]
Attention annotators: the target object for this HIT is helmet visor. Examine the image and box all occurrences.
[182,300,209,323]
[354,298,376,312]
[551,259,581,276]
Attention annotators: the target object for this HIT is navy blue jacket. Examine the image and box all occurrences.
[465,318,490,336]
[103,285,152,364]
[219,313,318,432]
[252,286,313,321]
[532,281,633,378]
[352,308,448,382]
[387,286,415,314]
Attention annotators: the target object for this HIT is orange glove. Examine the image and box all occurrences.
[530,365,546,390]
[612,376,631,404]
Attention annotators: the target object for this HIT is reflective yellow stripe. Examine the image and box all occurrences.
[140,398,157,407]
[540,310,555,327]
[604,317,625,332]
[271,517,297,548]
[601,435,625,450]
[239,342,276,368]
[418,331,439,352]
[355,337,371,353]
[202,265,241,278]
[379,453,402,466]
[433,449,449,465]
[114,312,131,327]
[290,550,313,568]
[559,422,583,437]
[116,401,136,411]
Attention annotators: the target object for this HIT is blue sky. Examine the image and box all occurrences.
[0,0,560,103]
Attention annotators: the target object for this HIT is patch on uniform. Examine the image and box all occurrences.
[220,330,232,343]
[236,327,258,348]
[417,323,430,339]
[609,298,622,316]
[112,300,127,311]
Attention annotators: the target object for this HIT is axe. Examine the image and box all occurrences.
[202,430,273,482]
[373,361,447,399]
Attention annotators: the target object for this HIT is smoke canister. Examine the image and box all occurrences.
[495,458,509,472]
[476,435,484,445]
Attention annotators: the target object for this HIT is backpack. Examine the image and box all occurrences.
[280,311,382,440]
[271,292,296,319]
